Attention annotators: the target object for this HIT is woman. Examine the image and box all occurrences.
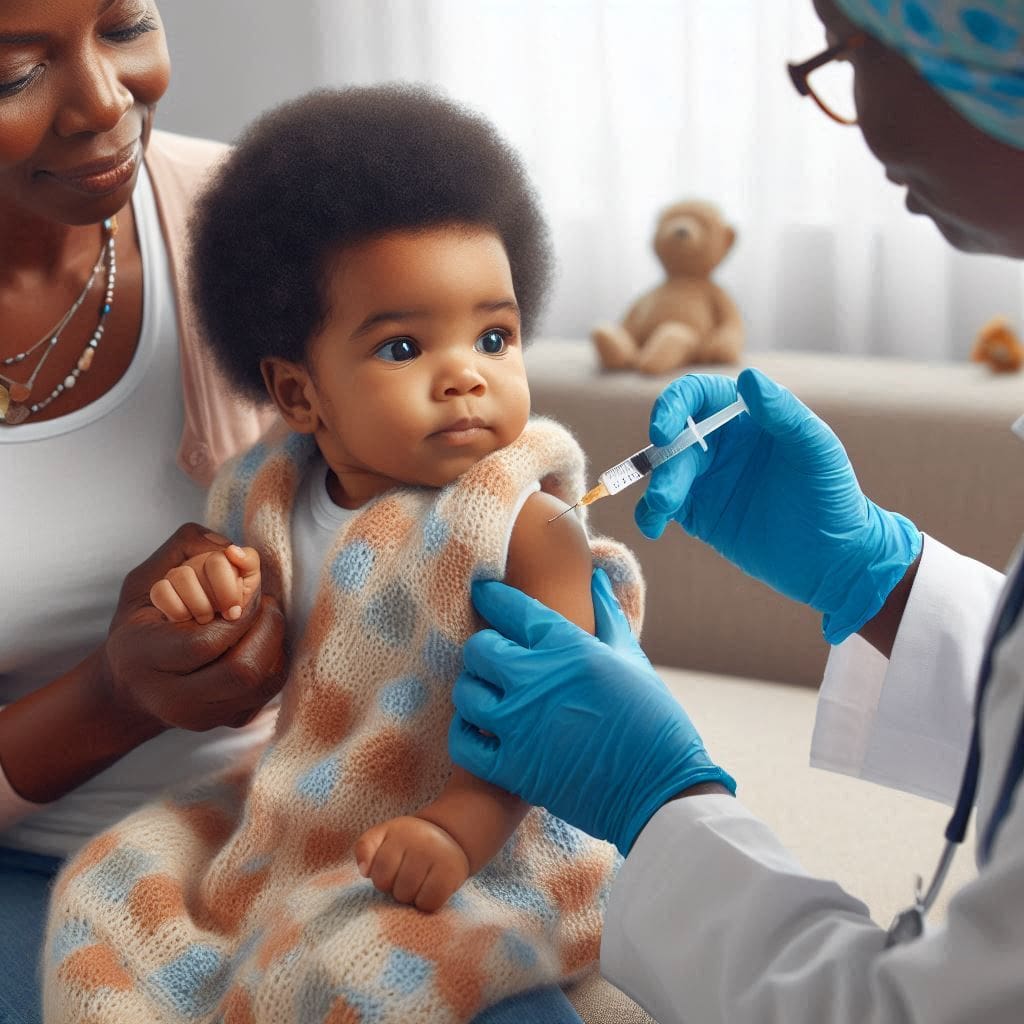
[449,1,1024,1021]
[1,2,284,1019]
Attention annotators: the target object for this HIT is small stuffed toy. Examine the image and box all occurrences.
[971,315,1023,373]
[592,200,744,374]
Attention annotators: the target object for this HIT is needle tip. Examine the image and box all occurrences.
[547,503,578,523]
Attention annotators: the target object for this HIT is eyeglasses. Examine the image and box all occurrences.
[787,33,867,125]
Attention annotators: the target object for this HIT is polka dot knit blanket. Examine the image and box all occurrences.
[43,417,645,1024]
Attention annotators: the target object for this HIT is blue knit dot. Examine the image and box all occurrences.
[296,969,335,1024]
[501,932,538,969]
[475,869,556,922]
[50,919,93,966]
[379,676,429,719]
[422,509,450,555]
[296,755,339,807]
[283,431,316,465]
[868,0,892,13]
[363,582,416,648]
[917,51,975,91]
[381,949,433,995]
[88,847,157,904]
[422,629,461,679]
[236,443,268,483]
[331,541,375,592]
[961,8,1020,51]
[540,811,588,856]
[150,944,229,1019]
[903,1,943,44]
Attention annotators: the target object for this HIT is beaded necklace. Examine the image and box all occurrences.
[0,216,117,425]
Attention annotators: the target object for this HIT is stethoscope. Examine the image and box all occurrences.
[885,544,1024,947]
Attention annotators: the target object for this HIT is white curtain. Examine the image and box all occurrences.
[161,0,1024,362]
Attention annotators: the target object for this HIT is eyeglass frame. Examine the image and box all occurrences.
[787,32,867,125]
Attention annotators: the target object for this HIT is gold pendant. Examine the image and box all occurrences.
[0,384,28,424]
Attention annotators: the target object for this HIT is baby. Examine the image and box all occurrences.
[45,86,643,1024]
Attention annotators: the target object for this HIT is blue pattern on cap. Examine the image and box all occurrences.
[835,0,1024,148]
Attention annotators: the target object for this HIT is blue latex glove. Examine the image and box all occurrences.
[635,370,922,644]
[449,569,736,856]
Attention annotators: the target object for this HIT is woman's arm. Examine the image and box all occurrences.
[0,523,286,808]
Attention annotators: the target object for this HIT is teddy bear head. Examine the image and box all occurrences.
[653,200,737,278]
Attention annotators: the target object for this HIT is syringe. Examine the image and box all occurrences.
[550,396,748,521]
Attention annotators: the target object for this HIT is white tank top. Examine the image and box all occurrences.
[288,456,357,651]
[0,165,275,858]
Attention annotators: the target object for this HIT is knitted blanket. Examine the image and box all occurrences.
[44,417,644,1024]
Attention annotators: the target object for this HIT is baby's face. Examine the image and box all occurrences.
[304,225,531,507]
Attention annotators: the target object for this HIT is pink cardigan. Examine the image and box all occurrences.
[0,131,277,827]
[145,129,277,484]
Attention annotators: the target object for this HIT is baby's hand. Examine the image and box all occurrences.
[354,815,470,912]
[149,545,261,625]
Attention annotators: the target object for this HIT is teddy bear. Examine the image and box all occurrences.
[591,200,744,374]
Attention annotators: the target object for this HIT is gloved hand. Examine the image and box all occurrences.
[635,370,921,643]
[449,569,735,856]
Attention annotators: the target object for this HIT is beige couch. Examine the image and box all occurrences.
[527,340,1024,1021]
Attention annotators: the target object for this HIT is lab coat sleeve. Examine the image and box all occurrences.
[601,793,1024,1024]
[810,534,1004,803]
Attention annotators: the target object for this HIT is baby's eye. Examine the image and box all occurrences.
[475,330,508,355]
[374,338,420,362]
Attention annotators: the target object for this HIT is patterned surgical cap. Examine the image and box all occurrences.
[834,0,1024,148]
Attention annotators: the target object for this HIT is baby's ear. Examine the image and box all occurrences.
[261,357,318,433]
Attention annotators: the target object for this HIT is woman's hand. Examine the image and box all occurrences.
[101,523,287,733]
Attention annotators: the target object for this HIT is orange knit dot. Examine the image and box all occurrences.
[127,873,186,935]
[221,985,257,1024]
[51,830,121,901]
[561,933,601,976]
[255,919,303,970]
[302,826,355,873]
[59,943,133,992]
[323,995,362,1024]
[196,866,270,936]
[295,674,354,749]
[347,726,426,806]
[171,801,237,848]
[546,859,608,916]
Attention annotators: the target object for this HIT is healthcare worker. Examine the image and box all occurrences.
[449,1,1024,1021]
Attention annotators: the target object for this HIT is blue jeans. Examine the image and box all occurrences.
[0,845,580,1024]
[0,846,63,1024]
[471,986,583,1023]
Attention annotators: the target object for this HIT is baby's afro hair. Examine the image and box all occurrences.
[189,84,554,403]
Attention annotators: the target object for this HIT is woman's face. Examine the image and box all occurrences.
[813,0,1024,258]
[0,0,170,226]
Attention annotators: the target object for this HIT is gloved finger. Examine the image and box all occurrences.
[451,666,505,730]
[447,713,500,780]
[634,496,669,540]
[592,569,641,655]
[650,374,739,446]
[470,579,583,651]
[737,368,816,444]
[460,629,521,690]
[641,445,703,517]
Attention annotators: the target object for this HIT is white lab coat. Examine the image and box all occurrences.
[601,534,1024,1023]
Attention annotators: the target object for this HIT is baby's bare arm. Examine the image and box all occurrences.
[149,545,261,624]
[417,490,597,868]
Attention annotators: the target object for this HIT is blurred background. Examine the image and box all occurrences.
[158,0,1024,362]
